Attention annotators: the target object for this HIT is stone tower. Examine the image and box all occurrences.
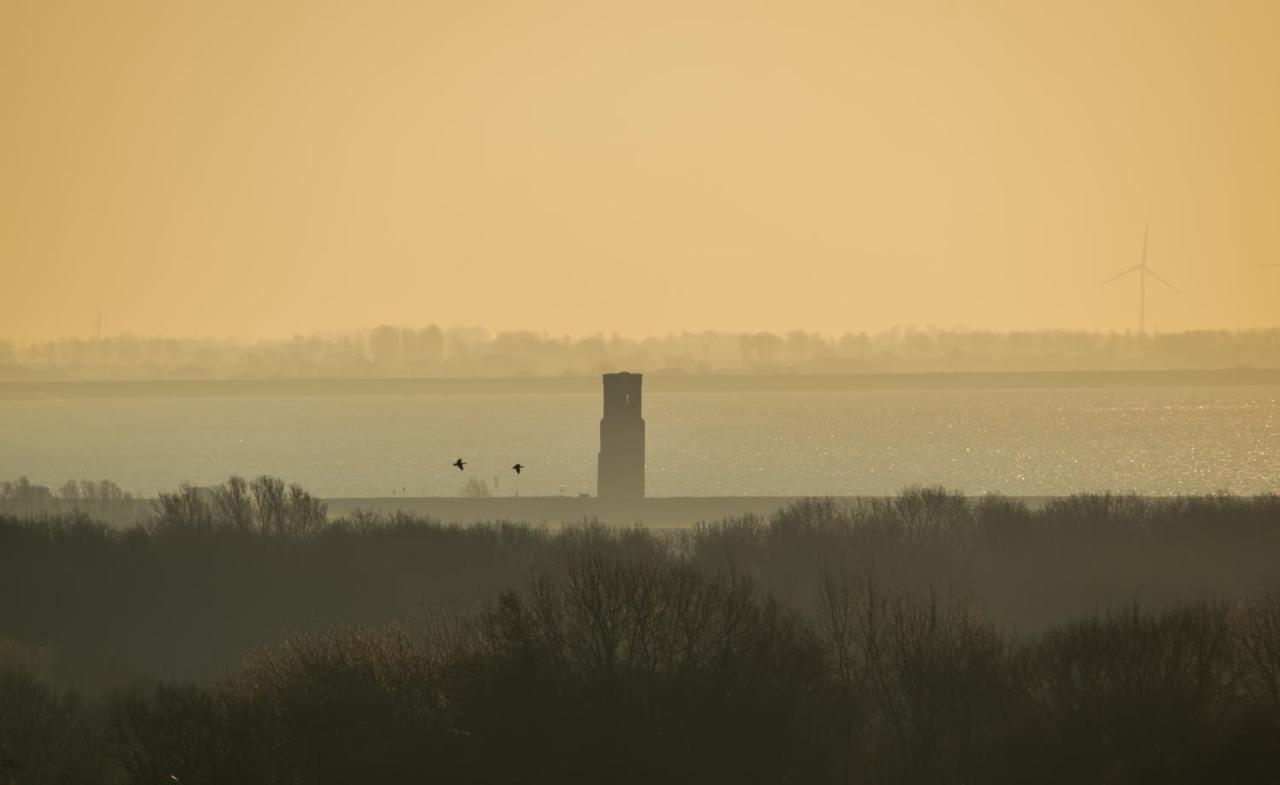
[597,372,644,500]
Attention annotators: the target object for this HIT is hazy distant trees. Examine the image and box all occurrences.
[739,331,785,368]
[0,476,135,522]
[150,475,327,537]
[56,479,129,505]
[1,477,130,507]
[5,326,1280,380]
[460,477,491,498]
[0,477,52,507]
[404,325,444,368]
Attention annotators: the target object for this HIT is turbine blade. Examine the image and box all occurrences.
[1260,263,1280,269]
[1101,265,1142,285]
[1144,267,1178,292]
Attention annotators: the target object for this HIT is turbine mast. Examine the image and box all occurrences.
[1139,221,1148,334]
[1139,260,1146,334]
[1101,222,1173,335]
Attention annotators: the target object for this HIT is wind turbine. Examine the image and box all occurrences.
[1102,223,1177,334]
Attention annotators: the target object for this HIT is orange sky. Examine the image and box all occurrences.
[2,0,1278,341]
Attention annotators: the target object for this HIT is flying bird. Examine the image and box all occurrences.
[512,463,524,474]
[453,458,466,471]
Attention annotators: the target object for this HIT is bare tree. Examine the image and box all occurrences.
[213,475,253,532]
[460,478,490,498]
[251,476,288,536]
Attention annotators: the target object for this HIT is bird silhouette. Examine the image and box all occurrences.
[512,463,524,474]
[453,458,466,470]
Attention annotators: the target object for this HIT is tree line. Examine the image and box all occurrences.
[3,564,1279,784]
[2,483,1279,783]
[4,325,1280,380]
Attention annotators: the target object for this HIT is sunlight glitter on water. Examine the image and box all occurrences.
[1,386,1276,497]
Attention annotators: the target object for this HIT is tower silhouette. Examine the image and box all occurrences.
[597,372,644,500]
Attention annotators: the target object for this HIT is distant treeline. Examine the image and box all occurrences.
[4,326,1280,380]
[0,477,142,526]
[2,485,1280,782]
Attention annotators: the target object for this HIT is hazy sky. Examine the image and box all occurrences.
[3,0,1278,341]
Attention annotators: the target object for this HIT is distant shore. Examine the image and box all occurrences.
[3,367,1279,400]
